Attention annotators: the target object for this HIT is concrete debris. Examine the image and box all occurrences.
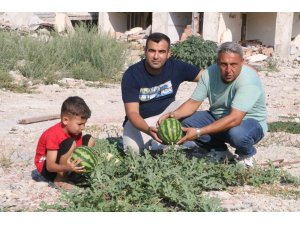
[0,12,54,32]
[246,54,268,63]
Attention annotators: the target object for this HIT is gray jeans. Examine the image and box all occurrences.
[123,101,181,154]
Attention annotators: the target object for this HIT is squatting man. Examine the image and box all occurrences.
[159,41,267,167]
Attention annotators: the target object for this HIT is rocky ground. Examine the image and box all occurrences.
[0,59,300,212]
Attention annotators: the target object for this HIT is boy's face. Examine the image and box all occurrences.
[62,115,87,137]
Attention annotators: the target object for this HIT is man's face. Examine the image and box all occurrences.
[144,40,170,73]
[217,52,244,83]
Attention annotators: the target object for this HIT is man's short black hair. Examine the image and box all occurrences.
[146,32,171,49]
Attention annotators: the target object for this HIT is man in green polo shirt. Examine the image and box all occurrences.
[159,41,267,167]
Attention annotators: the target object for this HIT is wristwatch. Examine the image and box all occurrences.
[195,128,201,138]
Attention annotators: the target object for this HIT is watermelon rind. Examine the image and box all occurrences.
[71,146,97,173]
[157,118,183,145]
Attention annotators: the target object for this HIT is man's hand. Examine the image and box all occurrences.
[177,127,197,145]
[157,112,174,127]
[147,126,163,143]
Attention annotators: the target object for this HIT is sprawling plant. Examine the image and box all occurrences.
[171,36,218,69]
[41,138,299,212]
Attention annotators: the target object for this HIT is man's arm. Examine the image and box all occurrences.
[177,108,246,144]
[200,108,246,135]
[171,98,203,119]
[125,102,162,142]
[125,102,150,134]
[158,98,202,125]
[192,69,205,82]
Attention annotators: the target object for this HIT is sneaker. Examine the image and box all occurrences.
[206,149,237,163]
[235,155,255,168]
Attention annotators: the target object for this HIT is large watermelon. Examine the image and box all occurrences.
[71,146,97,173]
[157,118,183,145]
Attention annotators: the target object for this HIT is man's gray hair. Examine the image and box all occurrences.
[217,42,243,58]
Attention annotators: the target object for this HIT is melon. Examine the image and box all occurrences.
[157,118,183,145]
[71,146,97,173]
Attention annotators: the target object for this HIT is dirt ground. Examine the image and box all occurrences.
[0,59,300,212]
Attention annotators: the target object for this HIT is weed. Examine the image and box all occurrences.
[268,121,300,134]
[41,138,300,212]
[171,36,218,69]
[0,24,127,86]
[0,151,13,169]
[263,57,279,72]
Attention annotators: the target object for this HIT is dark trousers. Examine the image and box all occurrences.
[181,111,264,157]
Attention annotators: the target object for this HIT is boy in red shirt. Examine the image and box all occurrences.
[34,96,95,190]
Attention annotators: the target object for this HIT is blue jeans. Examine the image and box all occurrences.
[181,111,265,157]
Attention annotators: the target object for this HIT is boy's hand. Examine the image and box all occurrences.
[67,156,85,173]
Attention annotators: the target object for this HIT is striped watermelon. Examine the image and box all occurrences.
[157,118,183,145]
[71,146,97,173]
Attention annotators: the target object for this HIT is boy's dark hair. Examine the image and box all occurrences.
[61,96,91,119]
[146,32,171,49]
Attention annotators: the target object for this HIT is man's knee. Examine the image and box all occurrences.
[228,127,253,148]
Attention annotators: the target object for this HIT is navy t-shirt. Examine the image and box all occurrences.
[121,58,200,123]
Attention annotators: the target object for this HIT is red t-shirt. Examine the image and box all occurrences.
[34,122,82,173]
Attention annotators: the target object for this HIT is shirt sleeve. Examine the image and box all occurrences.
[177,60,201,82]
[191,70,208,101]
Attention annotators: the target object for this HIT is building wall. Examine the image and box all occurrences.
[167,12,192,43]
[292,12,300,38]
[218,12,242,42]
[152,12,192,43]
[246,12,277,47]
[98,12,127,33]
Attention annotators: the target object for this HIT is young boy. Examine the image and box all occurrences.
[34,96,95,190]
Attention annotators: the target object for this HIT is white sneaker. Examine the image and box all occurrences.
[206,149,237,163]
[235,155,255,168]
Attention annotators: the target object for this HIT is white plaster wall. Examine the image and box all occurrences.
[167,12,192,43]
[99,12,127,33]
[246,12,277,47]
[202,12,219,42]
[218,12,242,42]
[152,12,168,34]
[292,12,300,38]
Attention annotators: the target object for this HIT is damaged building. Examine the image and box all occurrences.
[1,12,300,57]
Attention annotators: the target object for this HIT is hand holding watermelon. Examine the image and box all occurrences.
[147,125,163,143]
[71,146,98,173]
[176,127,199,145]
[67,156,85,173]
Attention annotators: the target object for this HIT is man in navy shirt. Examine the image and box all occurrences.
[121,32,203,154]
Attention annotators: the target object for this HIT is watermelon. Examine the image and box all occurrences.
[71,146,97,173]
[157,118,183,145]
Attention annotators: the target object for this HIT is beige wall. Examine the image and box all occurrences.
[292,12,300,38]
[246,12,277,47]
[167,12,192,43]
[218,12,242,42]
[98,12,127,33]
